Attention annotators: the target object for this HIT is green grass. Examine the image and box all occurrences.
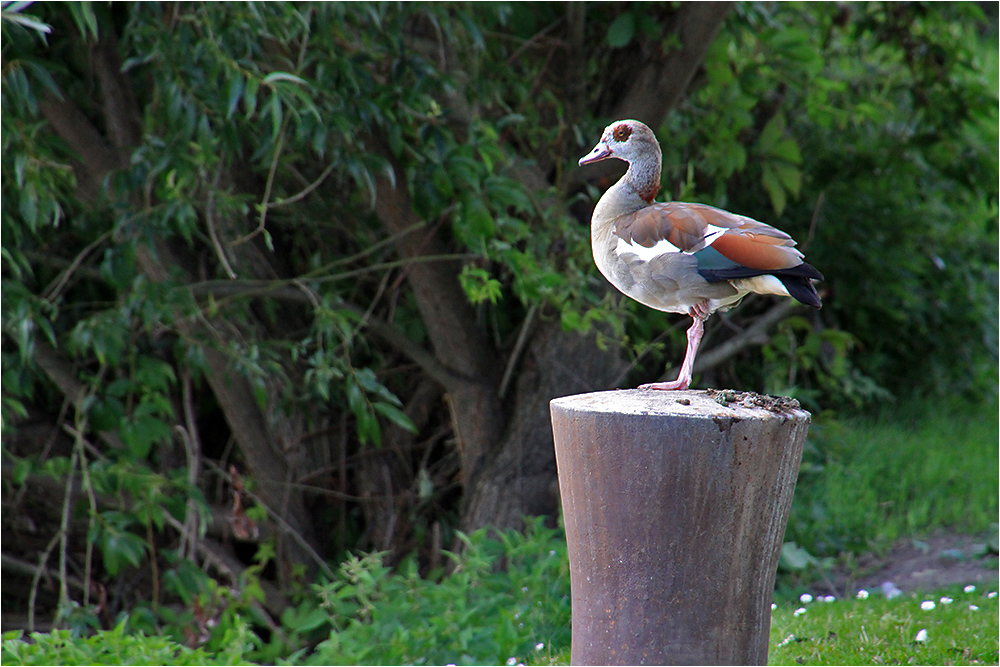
[769,583,999,665]
[532,583,1000,666]
[787,398,999,557]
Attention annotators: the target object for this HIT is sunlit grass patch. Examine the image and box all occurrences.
[788,398,999,557]
[769,582,999,666]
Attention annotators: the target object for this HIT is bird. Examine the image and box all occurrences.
[578,119,823,390]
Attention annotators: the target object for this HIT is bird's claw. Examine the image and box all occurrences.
[638,379,691,391]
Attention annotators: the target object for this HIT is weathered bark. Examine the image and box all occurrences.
[605,2,734,128]
[578,2,734,189]
[459,319,628,531]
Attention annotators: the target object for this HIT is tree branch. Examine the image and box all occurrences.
[609,2,734,127]
[37,93,121,199]
[693,299,799,374]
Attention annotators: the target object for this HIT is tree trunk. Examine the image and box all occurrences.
[370,159,506,493]
[460,319,628,531]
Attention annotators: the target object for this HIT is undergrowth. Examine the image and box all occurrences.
[3,399,997,666]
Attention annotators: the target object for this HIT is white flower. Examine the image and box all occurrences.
[771,602,777,611]
[920,600,936,610]
[915,628,928,642]
[793,607,807,617]
[821,595,836,603]
[963,585,976,593]
[881,582,902,599]
[799,593,813,603]
[777,634,796,648]
[989,591,998,599]
[549,550,556,557]
[940,596,953,604]
[969,604,980,611]
[506,658,517,666]
[857,589,870,600]
[535,643,545,651]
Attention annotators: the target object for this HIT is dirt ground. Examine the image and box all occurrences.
[808,532,999,598]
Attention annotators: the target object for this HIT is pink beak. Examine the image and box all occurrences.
[579,141,612,166]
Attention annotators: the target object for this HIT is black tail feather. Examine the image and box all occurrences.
[776,274,822,308]
[699,262,824,308]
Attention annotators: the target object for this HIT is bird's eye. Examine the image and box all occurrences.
[612,124,632,142]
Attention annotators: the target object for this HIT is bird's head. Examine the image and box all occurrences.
[578,119,660,167]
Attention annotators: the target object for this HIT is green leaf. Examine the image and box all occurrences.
[459,266,502,305]
[263,71,306,85]
[461,196,494,240]
[757,113,786,155]
[269,92,282,139]
[66,2,98,40]
[770,137,802,165]
[119,414,172,459]
[12,458,32,485]
[778,541,818,571]
[606,13,635,48]
[771,160,802,197]
[23,59,62,99]
[373,402,417,434]
[761,163,787,216]
[100,528,147,575]
[226,76,245,120]
[284,607,331,633]
[2,9,52,36]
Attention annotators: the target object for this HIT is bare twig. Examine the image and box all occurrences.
[177,368,203,562]
[28,532,63,633]
[57,446,79,622]
[203,460,336,580]
[233,117,288,247]
[205,168,238,279]
[505,17,564,65]
[73,431,98,608]
[266,161,337,209]
[803,191,824,251]
[188,252,478,303]
[691,300,799,374]
[42,230,112,302]
[499,303,539,399]
[618,299,800,387]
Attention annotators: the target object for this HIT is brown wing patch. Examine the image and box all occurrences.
[710,233,803,270]
[679,203,797,245]
[615,206,708,251]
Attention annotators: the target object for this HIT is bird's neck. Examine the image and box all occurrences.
[624,149,661,204]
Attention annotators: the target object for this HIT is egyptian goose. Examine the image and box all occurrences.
[579,119,822,390]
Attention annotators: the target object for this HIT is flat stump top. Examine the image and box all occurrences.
[551,388,810,422]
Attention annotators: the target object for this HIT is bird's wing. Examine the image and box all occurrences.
[614,201,805,270]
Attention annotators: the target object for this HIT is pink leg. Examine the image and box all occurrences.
[639,304,709,391]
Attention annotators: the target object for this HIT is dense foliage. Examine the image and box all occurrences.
[1,0,996,647]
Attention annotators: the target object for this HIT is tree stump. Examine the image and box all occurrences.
[550,389,810,666]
